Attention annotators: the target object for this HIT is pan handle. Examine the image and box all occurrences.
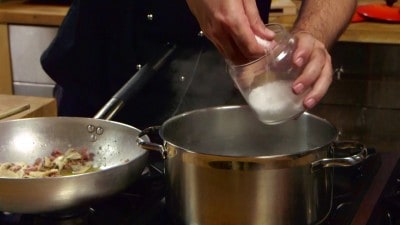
[94,44,177,120]
[311,141,375,171]
[136,126,167,159]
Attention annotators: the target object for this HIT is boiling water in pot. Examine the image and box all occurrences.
[161,106,337,157]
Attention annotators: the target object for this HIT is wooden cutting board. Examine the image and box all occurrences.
[0,102,30,119]
[0,94,57,120]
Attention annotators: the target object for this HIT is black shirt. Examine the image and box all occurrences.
[41,0,271,129]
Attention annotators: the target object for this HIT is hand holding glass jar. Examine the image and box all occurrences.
[227,23,310,125]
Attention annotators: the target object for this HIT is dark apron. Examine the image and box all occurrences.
[41,0,271,129]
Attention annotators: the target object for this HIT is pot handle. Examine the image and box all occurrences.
[136,126,167,159]
[311,141,374,171]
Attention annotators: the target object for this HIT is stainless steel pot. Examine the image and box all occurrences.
[138,105,372,225]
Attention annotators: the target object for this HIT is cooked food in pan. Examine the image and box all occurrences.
[0,148,96,178]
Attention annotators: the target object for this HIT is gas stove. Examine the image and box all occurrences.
[1,150,400,225]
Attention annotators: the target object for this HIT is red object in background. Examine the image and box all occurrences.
[357,3,400,23]
[351,11,367,22]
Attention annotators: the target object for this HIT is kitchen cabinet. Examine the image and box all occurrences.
[0,23,12,94]
[0,0,67,96]
[9,24,58,97]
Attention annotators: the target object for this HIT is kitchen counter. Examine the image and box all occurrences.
[0,94,57,120]
[271,16,400,45]
[0,0,399,43]
[270,0,400,45]
[0,0,68,26]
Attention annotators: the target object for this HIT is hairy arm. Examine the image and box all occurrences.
[292,0,357,48]
[185,0,357,109]
[287,0,356,109]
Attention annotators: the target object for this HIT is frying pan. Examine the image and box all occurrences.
[0,44,176,214]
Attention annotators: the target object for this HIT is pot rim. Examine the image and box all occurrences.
[159,105,338,160]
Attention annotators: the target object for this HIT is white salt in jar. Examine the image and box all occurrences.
[227,23,309,125]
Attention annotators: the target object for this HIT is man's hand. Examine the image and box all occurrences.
[291,32,333,109]
[185,0,274,65]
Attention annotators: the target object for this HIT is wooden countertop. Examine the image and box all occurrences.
[0,94,57,121]
[270,0,400,45]
[271,15,400,45]
[0,0,399,43]
[0,0,68,26]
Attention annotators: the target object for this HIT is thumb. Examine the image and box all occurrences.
[243,0,274,40]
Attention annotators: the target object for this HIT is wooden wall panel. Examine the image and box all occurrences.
[0,24,12,94]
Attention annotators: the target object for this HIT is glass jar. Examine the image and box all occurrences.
[228,23,309,125]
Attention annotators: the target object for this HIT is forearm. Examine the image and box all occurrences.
[291,0,357,49]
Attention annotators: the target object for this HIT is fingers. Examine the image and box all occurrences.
[303,53,332,109]
[230,0,275,63]
[197,0,273,65]
[228,22,265,64]
[186,0,276,64]
[212,32,248,64]
[243,0,274,39]
[291,32,333,109]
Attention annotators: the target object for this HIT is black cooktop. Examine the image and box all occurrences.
[1,150,400,225]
